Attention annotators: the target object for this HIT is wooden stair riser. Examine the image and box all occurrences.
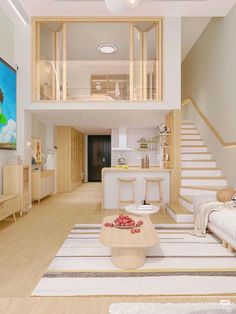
[181,153,212,161]
[181,146,208,153]
[181,134,201,140]
[181,129,198,134]
[180,187,218,196]
[181,140,204,146]
[181,161,217,168]
[179,196,193,211]
[181,178,227,187]
[181,169,222,177]
[166,204,194,223]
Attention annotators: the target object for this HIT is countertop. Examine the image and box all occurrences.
[102,167,172,172]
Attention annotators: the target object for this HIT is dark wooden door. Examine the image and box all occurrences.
[88,135,111,182]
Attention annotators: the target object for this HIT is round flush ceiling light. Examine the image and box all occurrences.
[97,43,117,54]
[105,0,127,14]
[124,0,140,8]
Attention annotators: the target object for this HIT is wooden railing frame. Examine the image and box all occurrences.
[182,97,236,148]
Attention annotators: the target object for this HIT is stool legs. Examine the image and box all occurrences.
[144,179,165,215]
[118,181,136,212]
[158,181,165,215]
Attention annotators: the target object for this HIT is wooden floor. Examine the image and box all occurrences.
[0,183,235,314]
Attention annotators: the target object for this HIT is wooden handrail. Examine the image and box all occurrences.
[182,97,236,148]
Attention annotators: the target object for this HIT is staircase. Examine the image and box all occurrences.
[166,120,227,223]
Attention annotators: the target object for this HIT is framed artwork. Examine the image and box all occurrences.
[0,57,17,150]
[32,138,42,164]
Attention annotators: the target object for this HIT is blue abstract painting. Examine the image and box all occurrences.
[0,58,16,150]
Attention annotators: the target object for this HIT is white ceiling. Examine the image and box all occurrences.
[67,23,130,61]
[1,0,236,22]
[30,109,169,134]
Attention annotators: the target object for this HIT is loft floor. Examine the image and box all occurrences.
[0,183,234,313]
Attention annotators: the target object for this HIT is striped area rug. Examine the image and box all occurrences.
[32,224,236,296]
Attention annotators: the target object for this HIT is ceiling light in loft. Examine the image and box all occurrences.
[97,43,117,54]
[124,0,140,9]
[105,0,127,14]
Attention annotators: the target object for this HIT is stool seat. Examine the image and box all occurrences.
[144,177,164,183]
[117,177,136,183]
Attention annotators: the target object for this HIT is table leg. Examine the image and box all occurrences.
[111,247,146,269]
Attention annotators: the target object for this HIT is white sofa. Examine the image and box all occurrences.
[193,195,236,252]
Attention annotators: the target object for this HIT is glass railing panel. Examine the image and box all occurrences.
[37,60,159,102]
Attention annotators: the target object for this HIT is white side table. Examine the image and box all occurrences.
[124,204,160,216]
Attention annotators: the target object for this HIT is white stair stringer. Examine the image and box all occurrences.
[174,120,228,224]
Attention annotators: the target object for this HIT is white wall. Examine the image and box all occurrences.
[182,5,236,186]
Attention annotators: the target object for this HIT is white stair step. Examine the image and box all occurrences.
[181,177,227,187]
[181,134,201,140]
[181,129,198,134]
[181,140,204,146]
[181,168,222,177]
[181,153,212,161]
[181,124,195,129]
[180,186,221,196]
[181,161,217,168]
[181,146,208,153]
[182,120,194,124]
[179,195,193,212]
[166,203,194,223]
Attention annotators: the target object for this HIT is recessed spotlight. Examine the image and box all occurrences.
[97,43,117,54]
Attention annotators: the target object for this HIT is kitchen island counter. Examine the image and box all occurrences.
[102,167,172,210]
[102,167,172,173]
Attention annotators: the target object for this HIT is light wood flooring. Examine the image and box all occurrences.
[0,183,235,314]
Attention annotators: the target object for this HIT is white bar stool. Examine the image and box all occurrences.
[117,177,136,211]
[144,177,165,215]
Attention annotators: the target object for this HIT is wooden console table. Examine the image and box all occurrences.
[0,195,20,222]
